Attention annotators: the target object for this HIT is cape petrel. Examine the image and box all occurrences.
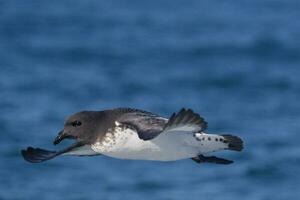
[21,108,243,164]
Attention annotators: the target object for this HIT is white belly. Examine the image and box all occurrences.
[90,123,229,161]
[91,126,198,161]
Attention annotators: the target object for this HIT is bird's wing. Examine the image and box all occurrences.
[118,109,167,140]
[21,142,83,163]
[21,142,99,163]
[163,108,207,133]
[118,108,207,141]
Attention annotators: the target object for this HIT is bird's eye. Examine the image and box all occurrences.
[72,120,82,127]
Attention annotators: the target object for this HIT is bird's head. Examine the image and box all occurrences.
[53,111,101,145]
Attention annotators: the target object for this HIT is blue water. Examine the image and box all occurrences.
[1,0,300,199]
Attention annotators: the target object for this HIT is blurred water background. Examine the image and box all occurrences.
[1,0,300,200]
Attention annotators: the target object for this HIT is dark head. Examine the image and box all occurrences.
[53,111,105,145]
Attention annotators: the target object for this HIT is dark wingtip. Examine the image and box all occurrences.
[220,159,234,165]
[192,155,234,165]
[21,146,57,163]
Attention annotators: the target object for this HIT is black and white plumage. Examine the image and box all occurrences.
[21,108,243,164]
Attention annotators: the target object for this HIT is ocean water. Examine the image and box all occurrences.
[1,0,300,199]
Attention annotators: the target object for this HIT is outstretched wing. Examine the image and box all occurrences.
[118,108,207,141]
[21,142,94,163]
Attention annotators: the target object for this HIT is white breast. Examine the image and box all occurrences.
[91,121,199,161]
[91,122,158,157]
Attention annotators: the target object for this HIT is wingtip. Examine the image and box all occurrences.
[224,160,234,165]
[21,147,37,163]
[21,149,27,159]
[21,146,57,163]
[192,155,234,165]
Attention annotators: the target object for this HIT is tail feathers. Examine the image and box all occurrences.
[164,108,208,132]
[222,134,244,151]
[21,142,84,163]
[192,155,233,165]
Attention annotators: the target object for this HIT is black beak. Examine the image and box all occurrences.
[53,130,64,145]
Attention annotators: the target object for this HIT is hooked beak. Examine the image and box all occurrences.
[53,130,64,145]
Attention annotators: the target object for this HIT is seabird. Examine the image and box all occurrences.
[21,108,243,164]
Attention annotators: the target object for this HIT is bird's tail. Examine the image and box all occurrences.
[222,134,243,151]
[193,133,244,153]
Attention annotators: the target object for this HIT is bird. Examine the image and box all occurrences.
[21,108,243,165]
